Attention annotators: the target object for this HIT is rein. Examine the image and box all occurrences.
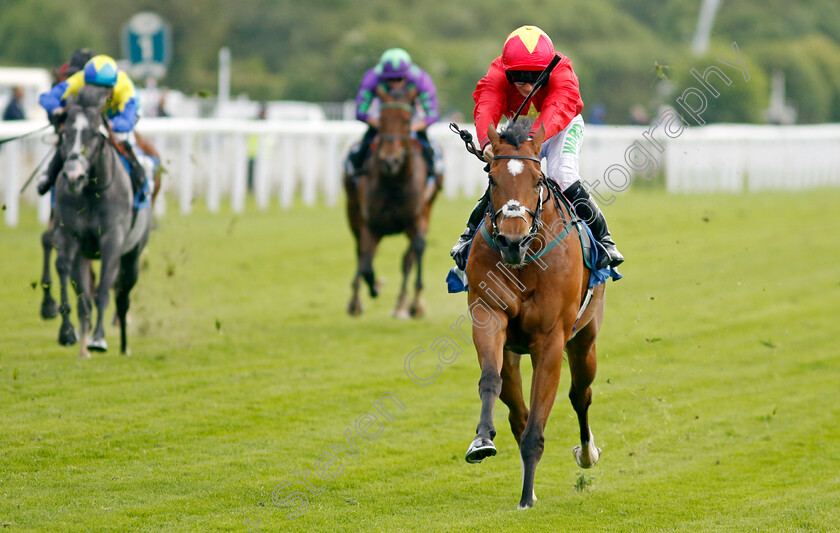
[60,117,116,194]
[0,123,52,146]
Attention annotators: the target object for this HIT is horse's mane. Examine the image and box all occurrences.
[386,86,410,100]
[75,85,111,109]
[499,118,534,149]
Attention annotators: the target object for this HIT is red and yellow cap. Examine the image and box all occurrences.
[501,26,555,71]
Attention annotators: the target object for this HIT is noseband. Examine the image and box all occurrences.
[488,154,548,242]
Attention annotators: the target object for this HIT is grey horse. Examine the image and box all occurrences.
[52,85,152,358]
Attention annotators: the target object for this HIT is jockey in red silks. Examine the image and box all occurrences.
[348,48,442,183]
[37,54,151,200]
[450,25,623,271]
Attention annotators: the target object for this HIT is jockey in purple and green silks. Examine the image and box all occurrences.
[37,54,150,200]
[349,48,442,181]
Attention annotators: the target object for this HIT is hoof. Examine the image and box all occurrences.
[465,437,496,464]
[78,347,91,359]
[41,297,59,319]
[347,300,363,316]
[409,302,425,319]
[573,443,602,469]
[369,279,384,298]
[87,338,108,352]
[392,308,410,320]
[59,326,78,346]
[517,501,534,510]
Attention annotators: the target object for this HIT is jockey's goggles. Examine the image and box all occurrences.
[506,70,544,85]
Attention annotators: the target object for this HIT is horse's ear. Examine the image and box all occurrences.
[408,87,418,101]
[375,85,388,100]
[530,123,546,152]
[487,123,500,148]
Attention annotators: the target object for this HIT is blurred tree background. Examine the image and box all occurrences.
[1,0,839,123]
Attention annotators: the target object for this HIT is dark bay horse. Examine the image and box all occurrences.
[52,85,152,358]
[464,119,606,509]
[344,86,440,318]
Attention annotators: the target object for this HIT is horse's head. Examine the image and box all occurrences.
[374,86,416,177]
[486,119,547,266]
[57,86,110,195]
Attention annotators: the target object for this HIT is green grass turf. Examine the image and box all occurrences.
[1,189,839,532]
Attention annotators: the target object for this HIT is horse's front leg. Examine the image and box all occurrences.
[394,230,425,319]
[55,235,78,348]
[499,350,529,445]
[358,227,381,298]
[89,239,122,352]
[409,227,427,319]
[348,227,381,315]
[71,254,93,359]
[40,221,59,319]
[518,336,565,510]
[466,309,507,464]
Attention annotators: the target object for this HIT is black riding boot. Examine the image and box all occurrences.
[350,127,378,176]
[416,131,437,179]
[564,180,624,269]
[36,151,64,196]
[121,141,147,198]
[450,187,490,270]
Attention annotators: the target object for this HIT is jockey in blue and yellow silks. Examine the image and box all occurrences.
[37,55,150,199]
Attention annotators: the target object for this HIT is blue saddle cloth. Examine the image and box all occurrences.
[116,154,154,210]
[445,219,622,294]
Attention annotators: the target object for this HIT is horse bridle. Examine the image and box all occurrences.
[377,101,415,142]
[487,154,549,242]
[58,111,114,193]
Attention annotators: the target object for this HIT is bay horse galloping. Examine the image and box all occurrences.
[464,119,606,509]
[52,85,152,358]
[345,86,439,318]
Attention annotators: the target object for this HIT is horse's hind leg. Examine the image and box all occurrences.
[40,220,59,319]
[566,322,601,468]
[115,250,141,355]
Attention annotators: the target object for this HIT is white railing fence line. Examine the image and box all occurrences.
[3,120,840,226]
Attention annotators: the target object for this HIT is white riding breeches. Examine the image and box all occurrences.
[539,114,585,192]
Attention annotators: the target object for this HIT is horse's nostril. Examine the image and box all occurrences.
[496,235,510,248]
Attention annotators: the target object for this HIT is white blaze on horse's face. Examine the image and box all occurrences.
[71,113,89,156]
[61,112,91,191]
[507,159,524,176]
